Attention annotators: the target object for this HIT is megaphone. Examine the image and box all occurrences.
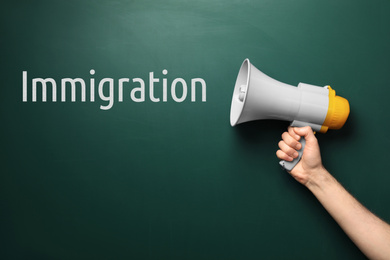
[230,59,349,170]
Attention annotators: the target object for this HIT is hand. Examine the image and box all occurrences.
[276,126,325,185]
[277,127,390,260]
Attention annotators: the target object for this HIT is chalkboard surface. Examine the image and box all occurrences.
[2,1,390,259]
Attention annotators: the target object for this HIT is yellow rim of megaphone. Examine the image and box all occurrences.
[319,86,350,133]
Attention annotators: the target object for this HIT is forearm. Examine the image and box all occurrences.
[306,168,390,260]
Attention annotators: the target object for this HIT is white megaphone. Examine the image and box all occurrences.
[230,59,350,170]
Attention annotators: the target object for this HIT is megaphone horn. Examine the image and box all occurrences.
[230,59,350,170]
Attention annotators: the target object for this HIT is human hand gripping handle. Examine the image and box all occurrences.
[276,126,323,185]
[279,137,306,171]
[277,126,390,260]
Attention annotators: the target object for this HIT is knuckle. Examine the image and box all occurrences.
[282,132,291,141]
[287,148,297,157]
[276,150,291,161]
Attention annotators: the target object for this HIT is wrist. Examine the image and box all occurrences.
[304,166,334,192]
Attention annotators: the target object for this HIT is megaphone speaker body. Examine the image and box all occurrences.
[230,59,350,170]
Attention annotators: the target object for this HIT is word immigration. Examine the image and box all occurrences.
[22,70,207,110]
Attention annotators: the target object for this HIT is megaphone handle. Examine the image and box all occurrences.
[279,137,306,171]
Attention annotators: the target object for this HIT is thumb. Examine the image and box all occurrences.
[292,126,317,145]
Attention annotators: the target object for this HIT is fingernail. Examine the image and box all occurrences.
[293,151,299,158]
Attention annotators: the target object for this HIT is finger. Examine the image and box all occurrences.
[278,140,299,158]
[288,126,301,140]
[282,131,302,150]
[276,149,294,162]
[293,126,317,144]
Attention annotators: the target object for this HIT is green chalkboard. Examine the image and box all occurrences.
[1,0,390,259]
